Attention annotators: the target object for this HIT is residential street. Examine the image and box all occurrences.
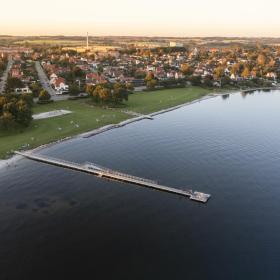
[35,61,68,101]
[0,56,13,94]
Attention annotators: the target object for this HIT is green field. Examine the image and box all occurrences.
[127,87,212,114]
[14,40,86,46]
[0,87,213,159]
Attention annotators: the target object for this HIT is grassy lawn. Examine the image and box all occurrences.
[0,100,129,159]
[127,87,213,114]
[0,87,213,159]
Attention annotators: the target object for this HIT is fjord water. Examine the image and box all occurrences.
[1,90,280,279]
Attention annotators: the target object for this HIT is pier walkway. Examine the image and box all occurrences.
[15,151,211,203]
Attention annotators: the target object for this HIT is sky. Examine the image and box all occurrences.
[1,0,280,37]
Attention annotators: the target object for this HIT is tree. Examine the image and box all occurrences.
[0,61,6,73]
[85,84,95,95]
[203,75,213,87]
[241,67,250,79]
[6,77,23,91]
[0,96,7,112]
[92,85,102,103]
[92,85,110,103]
[145,72,155,81]
[231,63,240,75]
[30,82,42,97]
[126,83,134,92]
[134,71,146,79]
[113,83,128,104]
[73,67,84,78]
[38,90,51,101]
[214,66,224,80]
[0,111,15,129]
[99,87,111,103]
[145,72,157,89]
[147,79,157,90]
[268,58,275,67]
[221,76,232,86]
[0,94,33,129]
[257,54,266,66]
[15,99,32,126]
[69,84,80,96]
[181,63,193,75]
[91,83,129,105]
[188,75,201,86]
[21,93,34,107]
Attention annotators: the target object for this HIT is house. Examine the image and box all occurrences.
[51,77,69,93]
[266,72,277,79]
[147,66,155,72]
[170,42,184,48]
[108,51,120,58]
[224,68,231,75]
[50,73,58,83]
[86,73,107,85]
[15,87,32,94]
[50,73,58,80]
[251,71,257,79]
[11,68,22,79]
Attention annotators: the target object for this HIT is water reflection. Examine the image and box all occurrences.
[1,90,280,280]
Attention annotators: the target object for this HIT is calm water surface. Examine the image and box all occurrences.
[1,90,280,279]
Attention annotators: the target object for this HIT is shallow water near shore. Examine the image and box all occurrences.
[1,90,280,279]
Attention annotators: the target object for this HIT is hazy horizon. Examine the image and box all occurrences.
[2,0,280,37]
[2,35,280,39]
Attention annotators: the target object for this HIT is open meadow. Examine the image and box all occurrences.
[0,87,213,159]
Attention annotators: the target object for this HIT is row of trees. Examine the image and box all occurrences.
[86,82,129,104]
[0,93,33,129]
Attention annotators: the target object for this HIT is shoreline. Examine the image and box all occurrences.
[0,88,259,170]
[241,86,279,93]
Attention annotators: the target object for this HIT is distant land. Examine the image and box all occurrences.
[2,36,280,48]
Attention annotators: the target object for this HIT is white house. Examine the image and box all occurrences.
[15,87,32,94]
[170,42,184,48]
[51,77,69,93]
[266,72,277,79]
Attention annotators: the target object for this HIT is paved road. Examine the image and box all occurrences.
[35,61,68,101]
[0,56,13,94]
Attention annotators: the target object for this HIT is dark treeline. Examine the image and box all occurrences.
[0,93,33,129]
[86,82,131,105]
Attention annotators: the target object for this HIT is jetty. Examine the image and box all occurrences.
[15,151,211,203]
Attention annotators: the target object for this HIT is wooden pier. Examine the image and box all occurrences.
[15,151,211,203]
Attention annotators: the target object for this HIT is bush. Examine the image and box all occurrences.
[188,75,202,86]
[69,85,80,96]
[38,89,51,101]
[30,82,43,98]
